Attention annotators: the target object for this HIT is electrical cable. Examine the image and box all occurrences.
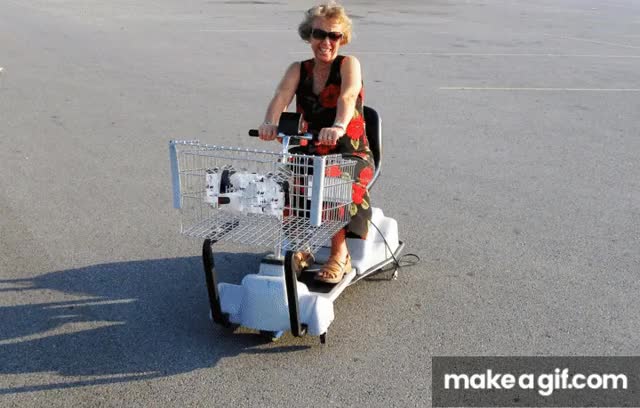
[304,220,420,279]
[364,220,420,280]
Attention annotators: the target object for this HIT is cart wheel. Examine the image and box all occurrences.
[209,311,238,330]
[320,332,327,345]
[260,330,284,342]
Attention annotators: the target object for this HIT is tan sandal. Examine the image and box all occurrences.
[291,251,315,276]
[315,254,351,284]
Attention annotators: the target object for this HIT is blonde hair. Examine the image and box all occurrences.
[298,1,353,45]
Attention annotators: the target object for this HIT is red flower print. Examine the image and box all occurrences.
[352,152,368,159]
[352,183,366,205]
[346,116,365,140]
[319,84,340,108]
[314,144,333,155]
[358,167,374,186]
[293,176,306,195]
[325,165,341,177]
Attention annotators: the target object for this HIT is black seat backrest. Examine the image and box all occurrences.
[363,106,382,189]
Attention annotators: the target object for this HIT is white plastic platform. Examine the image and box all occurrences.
[215,207,400,336]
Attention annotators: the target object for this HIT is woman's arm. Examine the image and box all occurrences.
[258,62,300,141]
[318,56,362,145]
[334,55,362,127]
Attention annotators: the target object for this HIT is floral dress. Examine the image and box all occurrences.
[290,55,374,240]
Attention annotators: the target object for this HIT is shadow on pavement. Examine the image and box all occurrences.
[0,252,310,394]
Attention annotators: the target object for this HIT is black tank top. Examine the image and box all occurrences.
[294,55,370,156]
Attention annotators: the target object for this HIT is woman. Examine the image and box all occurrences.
[258,2,374,284]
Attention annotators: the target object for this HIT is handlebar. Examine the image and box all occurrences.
[248,129,316,141]
[250,112,320,142]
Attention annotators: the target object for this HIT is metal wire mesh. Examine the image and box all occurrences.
[170,140,356,255]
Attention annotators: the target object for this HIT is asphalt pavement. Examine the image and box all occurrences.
[1,0,639,406]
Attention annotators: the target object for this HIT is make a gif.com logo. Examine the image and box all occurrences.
[445,368,627,396]
[432,357,639,407]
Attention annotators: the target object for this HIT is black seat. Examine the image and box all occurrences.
[363,106,382,189]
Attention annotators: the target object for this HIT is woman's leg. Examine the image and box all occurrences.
[329,228,349,261]
[315,153,374,283]
[315,228,351,282]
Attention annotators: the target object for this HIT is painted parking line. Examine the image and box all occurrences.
[44,298,137,309]
[0,321,125,346]
[548,34,640,50]
[288,51,640,58]
[0,372,158,395]
[440,87,640,92]
[200,29,290,32]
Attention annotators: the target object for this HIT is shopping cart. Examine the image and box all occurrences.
[169,108,406,343]
[170,140,356,257]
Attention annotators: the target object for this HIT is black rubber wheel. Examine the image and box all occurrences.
[259,330,284,342]
[320,332,327,344]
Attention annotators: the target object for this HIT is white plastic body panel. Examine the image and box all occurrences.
[216,207,400,335]
[314,207,400,275]
[218,262,338,336]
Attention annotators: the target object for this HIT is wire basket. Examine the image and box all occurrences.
[169,140,356,255]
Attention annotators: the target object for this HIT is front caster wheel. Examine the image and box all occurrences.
[260,330,284,342]
[320,332,327,344]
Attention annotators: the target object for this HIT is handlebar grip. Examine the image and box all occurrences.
[248,129,316,142]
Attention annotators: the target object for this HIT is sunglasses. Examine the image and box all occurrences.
[311,28,344,42]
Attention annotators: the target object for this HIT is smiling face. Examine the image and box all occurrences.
[310,17,344,64]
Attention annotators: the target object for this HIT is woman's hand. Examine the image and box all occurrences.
[318,126,345,145]
[258,123,278,141]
